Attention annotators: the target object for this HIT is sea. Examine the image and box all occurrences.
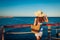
[0,17,60,40]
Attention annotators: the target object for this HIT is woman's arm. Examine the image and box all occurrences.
[43,14,48,23]
[45,15,48,23]
[34,18,37,25]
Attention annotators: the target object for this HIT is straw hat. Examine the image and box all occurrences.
[35,10,42,16]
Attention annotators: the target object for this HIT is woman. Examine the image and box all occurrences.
[31,10,48,40]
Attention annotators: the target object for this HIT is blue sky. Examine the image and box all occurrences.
[0,0,60,17]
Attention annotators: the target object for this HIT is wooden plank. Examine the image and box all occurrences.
[52,37,60,40]
[0,28,2,40]
[6,32,33,34]
[52,29,60,30]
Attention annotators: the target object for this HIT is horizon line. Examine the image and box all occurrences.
[0,16,60,18]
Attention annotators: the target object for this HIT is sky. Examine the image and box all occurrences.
[0,0,60,17]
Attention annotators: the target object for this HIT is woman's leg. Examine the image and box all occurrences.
[38,28,43,40]
[36,23,43,40]
[35,33,41,40]
[34,22,42,40]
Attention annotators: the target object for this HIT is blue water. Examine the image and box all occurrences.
[0,17,60,40]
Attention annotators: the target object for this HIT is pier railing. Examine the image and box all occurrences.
[1,23,60,40]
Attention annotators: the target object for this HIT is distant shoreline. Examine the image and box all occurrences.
[0,16,13,18]
[0,16,60,18]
